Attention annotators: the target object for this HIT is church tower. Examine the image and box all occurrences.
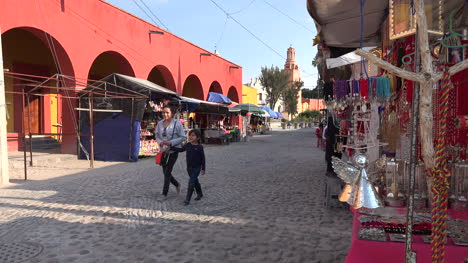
[282,46,303,117]
[284,46,301,82]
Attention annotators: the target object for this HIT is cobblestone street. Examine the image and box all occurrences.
[1,128,352,263]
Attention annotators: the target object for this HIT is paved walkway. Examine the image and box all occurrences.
[1,128,352,263]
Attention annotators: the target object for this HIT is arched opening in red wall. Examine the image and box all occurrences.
[2,27,75,138]
[182,74,204,100]
[147,65,176,92]
[207,81,223,100]
[87,51,135,84]
[209,81,223,93]
[227,86,239,103]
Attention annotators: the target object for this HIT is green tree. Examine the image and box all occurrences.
[301,88,314,99]
[282,81,303,118]
[259,65,290,110]
[301,86,324,99]
[298,110,321,121]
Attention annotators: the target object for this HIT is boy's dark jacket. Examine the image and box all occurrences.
[171,143,206,171]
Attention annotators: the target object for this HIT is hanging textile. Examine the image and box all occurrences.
[359,78,368,99]
[367,102,380,163]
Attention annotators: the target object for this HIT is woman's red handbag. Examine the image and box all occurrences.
[155,152,164,165]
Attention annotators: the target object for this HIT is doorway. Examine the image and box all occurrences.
[23,92,42,134]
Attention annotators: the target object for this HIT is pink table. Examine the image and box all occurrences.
[345,208,468,263]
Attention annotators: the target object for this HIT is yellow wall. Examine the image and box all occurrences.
[241,85,257,105]
[3,29,55,134]
[5,67,14,132]
[50,89,59,140]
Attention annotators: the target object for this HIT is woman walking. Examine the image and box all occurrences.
[172,129,206,205]
[155,106,186,198]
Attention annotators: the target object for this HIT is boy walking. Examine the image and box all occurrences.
[172,129,206,205]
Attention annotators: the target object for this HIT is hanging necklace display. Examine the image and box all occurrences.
[384,159,406,207]
[413,162,428,209]
[450,162,468,211]
[343,101,388,151]
[381,98,400,156]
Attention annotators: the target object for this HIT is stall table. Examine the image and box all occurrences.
[202,129,231,145]
[226,128,241,142]
[346,207,468,263]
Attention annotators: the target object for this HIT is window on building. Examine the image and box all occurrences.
[278,106,282,112]
[259,93,262,100]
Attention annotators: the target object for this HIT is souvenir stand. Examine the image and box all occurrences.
[260,106,279,133]
[318,1,468,261]
[327,70,468,262]
[225,107,242,142]
[79,73,179,162]
[173,96,233,145]
[207,92,242,142]
[234,103,266,137]
[138,99,166,156]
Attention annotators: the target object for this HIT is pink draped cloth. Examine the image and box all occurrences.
[345,208,468,263]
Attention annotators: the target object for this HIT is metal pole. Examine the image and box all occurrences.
[0,26,9,185]
[23,134,27,180]
[128,98,134,160]
[29,132,33,166]
[27,94,33,166]
[21,90,27,180]
[77,98,81,158]
[404,27,420,263]
[88,93,94,168]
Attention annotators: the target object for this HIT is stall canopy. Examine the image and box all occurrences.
[307,0,464,48]
[256,111,271,118]
[79,73,179,162]
[326,46,376,69]
[177,96,229,115]
[307,0,387,48]
[260,106,277,118]
[207,92,232,104]
[227,104,241,115]
[275,112,285,119]
[234,103,265,115]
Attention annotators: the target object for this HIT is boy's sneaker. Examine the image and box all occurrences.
[183,200,190,205]
[194,195,203,201]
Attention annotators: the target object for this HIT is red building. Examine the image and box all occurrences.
[1,0,242,153]
[301,98,325,112]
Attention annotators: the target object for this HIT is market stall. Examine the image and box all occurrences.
[233,104,267,135]
[79,73,179,161]
[172,96,238,144]
[260,105,278,133]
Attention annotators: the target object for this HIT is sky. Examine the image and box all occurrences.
[105,0,319,90]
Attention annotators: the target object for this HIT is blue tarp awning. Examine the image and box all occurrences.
[260,106,277,118]
[275,112,285,119]
[207,92,232,104]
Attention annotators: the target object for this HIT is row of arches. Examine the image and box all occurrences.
[89,52,239,101]
[2,27,240,135]
[2,27,240,101]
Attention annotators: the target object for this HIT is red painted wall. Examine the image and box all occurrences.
[1,0,242,153]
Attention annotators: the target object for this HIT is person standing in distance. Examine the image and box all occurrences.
[155,106,186,198]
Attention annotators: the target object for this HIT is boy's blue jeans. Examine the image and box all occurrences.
[186,167,203,202]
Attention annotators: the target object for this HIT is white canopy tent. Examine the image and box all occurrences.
[326,47,376,69]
